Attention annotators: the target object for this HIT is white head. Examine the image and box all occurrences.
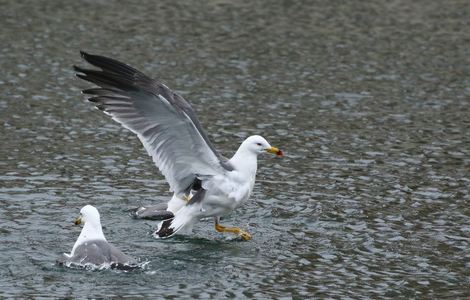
[69,205,105,256]
[75,205,101,228]
[240,135,283,156]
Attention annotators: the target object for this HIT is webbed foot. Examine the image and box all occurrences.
[215,222,252,241]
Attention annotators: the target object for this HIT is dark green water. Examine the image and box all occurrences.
[1,0,469,298]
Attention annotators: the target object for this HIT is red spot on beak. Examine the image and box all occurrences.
[277,150,284,157]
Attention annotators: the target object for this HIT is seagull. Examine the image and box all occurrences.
[74,52,283,240]
[58,205,137,269]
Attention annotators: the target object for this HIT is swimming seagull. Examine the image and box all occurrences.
[74,52,283,240]
[58,205,137,269]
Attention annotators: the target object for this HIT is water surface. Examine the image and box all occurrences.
[1,0,469,298]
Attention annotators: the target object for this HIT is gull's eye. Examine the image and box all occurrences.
[256,143,262,146]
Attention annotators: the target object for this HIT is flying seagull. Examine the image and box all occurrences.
[74,52,283,240]
[58,205,138,269]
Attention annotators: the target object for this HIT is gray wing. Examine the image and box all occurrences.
[108,243,138,266]
[129,203,175,220]
[64,240,136,266]
[74,52,233,195]
[66,240,112,265]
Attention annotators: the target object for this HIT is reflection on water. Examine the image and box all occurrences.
[1,0,469,298]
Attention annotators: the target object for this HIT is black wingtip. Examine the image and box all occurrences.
[155,219,174,238]
[79,50,89,59]
[73,65,84,73]
[75,51,146,80]
[76,73,87,81]
[79,51,96,66]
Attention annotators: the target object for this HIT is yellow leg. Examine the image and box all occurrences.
[215,222,252,241]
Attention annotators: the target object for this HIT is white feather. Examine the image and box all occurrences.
[67,205,106,257]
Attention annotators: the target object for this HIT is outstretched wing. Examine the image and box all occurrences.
[74,51,232,195]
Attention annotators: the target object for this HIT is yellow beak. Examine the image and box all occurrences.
[74,216,82,225]
[266,146,283,157]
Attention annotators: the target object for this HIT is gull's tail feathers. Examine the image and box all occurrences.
[153,205,199,238]
[154,188,206,239]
